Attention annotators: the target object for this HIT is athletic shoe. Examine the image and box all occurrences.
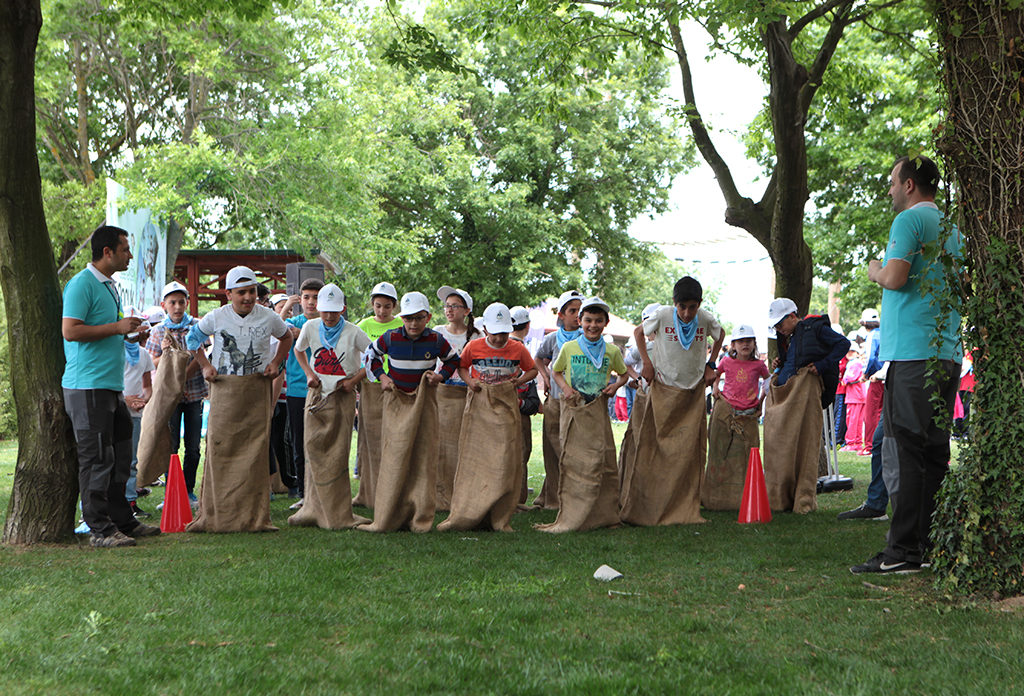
[130,501,151,519]
[188,492,199,509]
[850,552,921,574]
[153,476,166,487]
[75,520,91,534]
[837,504,888,521]
[90,531,137,548]
[135,487,151,498]
[156,501,164,511]
[289,498,304,510]
[126,522,162,538]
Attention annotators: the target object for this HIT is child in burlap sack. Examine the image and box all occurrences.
[703,324,769,511]
[621,277,723,526]
[536,297,632,533]
[288,283,371,530]
[532,289,584,509]
[763,298,850,513]
[438,303,539,532]
[358,292,461,533]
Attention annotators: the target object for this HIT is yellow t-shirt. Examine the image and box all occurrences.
[551,340,627,401]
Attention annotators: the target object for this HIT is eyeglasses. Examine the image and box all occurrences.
[443,303,467,310]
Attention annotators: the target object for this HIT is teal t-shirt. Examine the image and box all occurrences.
[285,314,311,397]
[879,203,963,362]
[61,267,125,391]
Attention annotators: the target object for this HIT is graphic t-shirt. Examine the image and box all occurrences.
[642,306,723,390]
[195,304,290,376]
[551,340,627,402]
[460,337,536,385]
[718,355,769,411]
[357,315,403,380]
[295,319,371,395]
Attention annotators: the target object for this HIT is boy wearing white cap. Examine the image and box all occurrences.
[458,303,538,390]
[294,284,371,395]
[365,292,461,392]
[146,280,209,503]
[768,297,849,407]
[187,265,292,379]
[550,297,632,403]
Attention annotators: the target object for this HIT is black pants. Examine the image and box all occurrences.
[287,395,307,495]
[169,399,204,494]
[63,388,137,537]
[883,360,960,563]
[270,401,296,488]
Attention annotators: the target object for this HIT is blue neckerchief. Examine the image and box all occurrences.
[674,310,698,350]
[319,319,344,351]
[186,324,211,352]
[556,326,582,351]
[577,334,606,370]
[163,313,192,331]
[124,341,140,367]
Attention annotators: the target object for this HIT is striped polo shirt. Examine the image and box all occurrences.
[368,326,459,393]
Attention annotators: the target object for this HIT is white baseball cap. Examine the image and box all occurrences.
[768,298,798,327]
[144,306,166,324]
[318,283,346,312]
[556,289,584,314]
[641,302,662,322]
[509,305,531,327]
[731,324,756,341]
[437,286,473,312]
[370,281,398,302]
[270,293,288,306]
[162,281,189,300]
[226,266,257,290]
[580,296,610,315]
[482,303,514,333]
[861,308,879,323]
[398,291,432,317]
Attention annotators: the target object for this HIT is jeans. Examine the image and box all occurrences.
[127,414,142,503]
[864,419,889,512]
[624,385,636,418]
[287,395,307,494]
[170,400,204,494]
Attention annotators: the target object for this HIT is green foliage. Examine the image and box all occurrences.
[932,238,1024,596]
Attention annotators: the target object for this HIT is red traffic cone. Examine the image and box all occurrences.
[738,447,772,524]
[160,454,193,533]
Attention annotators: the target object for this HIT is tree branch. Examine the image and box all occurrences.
[798,0,854,116]
[789,0,850,38]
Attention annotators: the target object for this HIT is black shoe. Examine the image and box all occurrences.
[135,487,151,498]
[130,501,151,519]
[837,504,888,521]
[850,552,921,574]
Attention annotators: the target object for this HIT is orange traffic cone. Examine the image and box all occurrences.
[738,447,772,524]
[160,454,193,533]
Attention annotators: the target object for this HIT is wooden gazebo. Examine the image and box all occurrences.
[171,249,306,317]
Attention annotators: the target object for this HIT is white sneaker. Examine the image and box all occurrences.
[289,499,304,510]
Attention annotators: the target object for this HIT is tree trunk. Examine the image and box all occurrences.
[930,0,1024,595]
[165,217,186,282]
[1,0,81,544]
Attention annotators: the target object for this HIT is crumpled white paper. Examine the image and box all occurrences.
[593,564,624,582]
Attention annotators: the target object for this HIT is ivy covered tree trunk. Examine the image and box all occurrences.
[931,1,1024,595]
[1,0,80,544]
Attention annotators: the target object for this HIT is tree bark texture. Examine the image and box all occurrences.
[931,0,1024,595]
[1,0,81,544]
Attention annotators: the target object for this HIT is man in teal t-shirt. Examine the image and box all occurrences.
[851,155,962,576]
[62,225,159,547]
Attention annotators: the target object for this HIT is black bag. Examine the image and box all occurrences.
[518,380,541,416]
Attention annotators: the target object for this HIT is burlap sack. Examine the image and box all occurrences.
[435,383,467,511]
[352,381,384,509]
[532,396,561,509]
[357,374,438,533]
[438,383,522,532]
[187,374,277,533]
[702,397,761,511]
[617,385,648,500]
[288,386,370,530]
[619,381,707,526]
[135,335,190,487]
[534,394,620,533]
[763,368,823,513]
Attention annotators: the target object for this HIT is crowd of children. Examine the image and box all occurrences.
[116,266,874,537]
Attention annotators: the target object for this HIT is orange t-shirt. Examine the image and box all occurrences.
[459,337,536,385]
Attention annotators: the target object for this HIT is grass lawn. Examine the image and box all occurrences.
[1,419,1021,695]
